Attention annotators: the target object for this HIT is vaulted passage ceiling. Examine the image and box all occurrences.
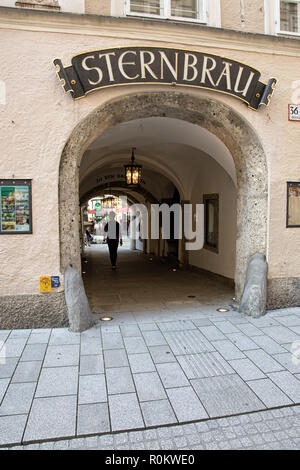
[79,116,237,200]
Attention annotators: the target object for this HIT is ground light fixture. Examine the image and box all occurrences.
[217,308,229,312]
[100,316,113,321]
[124,147,142,186]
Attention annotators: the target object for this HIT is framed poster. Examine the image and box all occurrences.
[287,182,300,228]
[0,180,32,234]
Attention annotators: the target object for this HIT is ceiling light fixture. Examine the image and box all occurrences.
[124,147,142,186]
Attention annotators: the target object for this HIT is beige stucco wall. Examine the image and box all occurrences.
[0,8,300,297]
[221,0,265,33]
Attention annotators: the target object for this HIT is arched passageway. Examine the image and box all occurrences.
[59,91,268,302]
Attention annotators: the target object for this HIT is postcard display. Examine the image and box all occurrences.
[0,180,32,234]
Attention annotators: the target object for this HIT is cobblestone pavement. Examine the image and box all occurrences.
[3,405,300,450]
[1,248,300,448]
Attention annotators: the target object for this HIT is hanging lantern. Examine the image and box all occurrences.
[124,147,142,186]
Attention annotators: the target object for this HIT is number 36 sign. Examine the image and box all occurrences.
[289,104,300,121]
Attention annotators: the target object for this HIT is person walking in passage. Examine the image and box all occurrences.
[104,211,122,269]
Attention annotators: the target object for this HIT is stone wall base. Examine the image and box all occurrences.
[0,292,68,330]
[267,277,300,310]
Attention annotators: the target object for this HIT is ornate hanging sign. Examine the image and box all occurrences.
[53,46,276,110]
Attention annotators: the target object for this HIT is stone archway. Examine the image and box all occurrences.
[59,91,268,300]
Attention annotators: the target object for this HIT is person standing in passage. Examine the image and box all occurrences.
[85,228,93,246]
[104,211,122,269]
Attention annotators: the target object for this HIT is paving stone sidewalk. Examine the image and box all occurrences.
[1,305,300,448]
